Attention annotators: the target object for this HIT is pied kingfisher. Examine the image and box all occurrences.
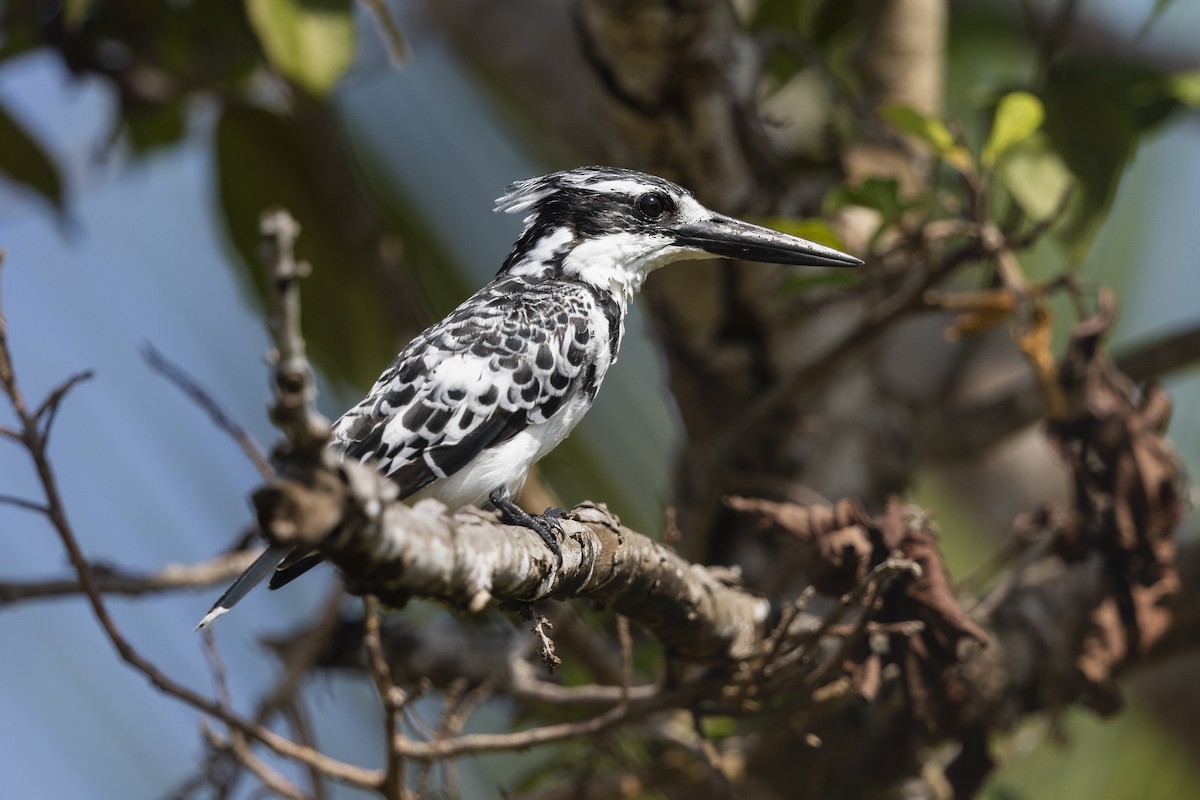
[197,166,860,628]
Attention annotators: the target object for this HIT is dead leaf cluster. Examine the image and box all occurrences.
[727,495,986,727]
[1045,290,1184,713]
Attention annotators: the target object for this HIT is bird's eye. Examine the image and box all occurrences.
[636,192,669,220]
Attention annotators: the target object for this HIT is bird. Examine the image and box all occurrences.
[196,166,861,629]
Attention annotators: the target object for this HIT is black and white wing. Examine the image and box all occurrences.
[332,276,601,499]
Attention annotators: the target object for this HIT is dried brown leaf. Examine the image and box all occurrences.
[724,496,875,595]
[1045,290,1184,712]
[727,495,986,726]
[926,288,1017,342]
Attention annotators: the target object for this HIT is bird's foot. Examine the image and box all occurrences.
[489,490,564,567]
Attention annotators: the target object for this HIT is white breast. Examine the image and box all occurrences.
[411,391,596,509]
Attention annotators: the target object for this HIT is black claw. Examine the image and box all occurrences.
[490,489,563,567]
[542,506,565,520]
[530,516,564,565]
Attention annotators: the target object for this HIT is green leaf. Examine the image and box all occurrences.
[215,104,399,390]
[1042,58,1180,258]
[699,716,737,740]
[750,0,802,32]
[880,103,973,172]
[783,269,861,292]
[997,134,1073,223]
[768,220,861,292]
[1163,69,1200,106]
[244,0,356,96]
[828,177,904,221]
[125,103,187,153]
[0,100,64,212]
[811,0,859,44]
[758,217,847,251]
[982,91,1044,168]
[881,103,955,150]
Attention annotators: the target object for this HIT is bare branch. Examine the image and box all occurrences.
[1118,322,1200,384]
[32,370,94,443]
[259,209,330,456]
[143,343,273,480]
[363,596,408,800]
[392,680,694,762]
[924,319,1200,460]
[357,0,409,65]
[0,494,49,515]
[254,463,771,665]
[616,614,633,706]
[202,726,310,800]
[270,610,665,708]
[0,550,261,606]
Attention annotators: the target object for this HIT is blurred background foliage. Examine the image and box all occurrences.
[0,0,1197,797]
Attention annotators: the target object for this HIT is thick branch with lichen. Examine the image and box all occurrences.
[253,458,771,664]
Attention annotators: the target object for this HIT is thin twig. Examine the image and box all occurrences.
[203,630,234,710]
[803,557,921,689]
[363,595,407,800]
[508,659,659,706]
[756,586,815,681]
[616,614,633,706]
[391,681,700,762]
[143,343,273,480]
[0,494,49,514]
[32,370,93,446]
[280,703,329,800]
[356,0,410,64]
[200,634,310,800]
[237,589,346,800]
[0,550,261,606]
[690,709,734,797]
[202,725,309,800]
[259,209,330,456]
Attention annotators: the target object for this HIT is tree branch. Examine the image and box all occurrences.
[142,343,274,480]
[923,320,1200,460]
[254,461,772,665]
[259,209,331,457]
[0,550,261,606]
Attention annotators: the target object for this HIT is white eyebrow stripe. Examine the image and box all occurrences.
[576,178,656,195]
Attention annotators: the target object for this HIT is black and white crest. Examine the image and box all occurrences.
[494,167,709,291]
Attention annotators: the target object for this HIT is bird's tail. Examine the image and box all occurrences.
[194,543,292,630]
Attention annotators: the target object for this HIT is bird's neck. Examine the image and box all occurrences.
[501,229,655,313]
[560,241,650,311]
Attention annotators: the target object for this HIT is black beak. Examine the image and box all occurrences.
[673,213,862,268]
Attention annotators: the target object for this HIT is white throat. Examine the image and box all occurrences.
[561,233,701,308]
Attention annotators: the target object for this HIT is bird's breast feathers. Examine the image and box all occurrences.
[331,277,620,506]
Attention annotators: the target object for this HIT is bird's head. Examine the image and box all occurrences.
[496,167,861,304]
